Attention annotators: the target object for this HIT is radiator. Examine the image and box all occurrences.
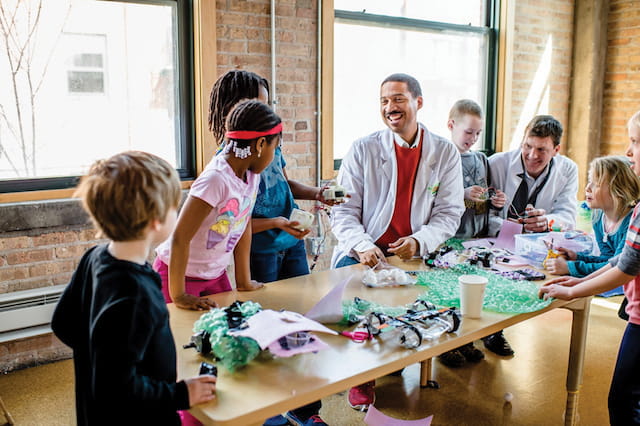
[0,284,66,335]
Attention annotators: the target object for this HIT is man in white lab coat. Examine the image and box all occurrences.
[330,73,465,412]
[331,73,465,270]
[483,115,578,357]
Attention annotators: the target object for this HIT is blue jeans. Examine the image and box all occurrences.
[250,239,309,283]
[335,255,359,268]
[609,322,640,425]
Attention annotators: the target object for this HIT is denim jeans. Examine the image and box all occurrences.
[250,239,309,283]
[335,255,359,268]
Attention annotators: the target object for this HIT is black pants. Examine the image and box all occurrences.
[608,322,640,425]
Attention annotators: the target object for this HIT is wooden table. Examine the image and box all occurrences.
[170,258,590,426]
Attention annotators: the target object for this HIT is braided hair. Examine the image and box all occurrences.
[208,70,270,143]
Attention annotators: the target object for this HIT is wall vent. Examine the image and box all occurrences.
[0,285,66,334]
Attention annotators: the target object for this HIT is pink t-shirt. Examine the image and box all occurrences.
[156,155,259,280]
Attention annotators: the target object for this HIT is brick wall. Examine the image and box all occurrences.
[0,229,102,293]
[504,0,575,151]
[602,0,640,155]
[216,0,318,186]
[0,218,106,373]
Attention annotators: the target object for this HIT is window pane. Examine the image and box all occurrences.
[334,0,487,26]
[0,0,180,181]
[333,22,488,160]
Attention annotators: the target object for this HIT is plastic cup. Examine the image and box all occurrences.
[458,275,488,318]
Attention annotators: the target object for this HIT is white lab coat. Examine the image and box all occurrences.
[488,149,578,236]
[330,124,464,267]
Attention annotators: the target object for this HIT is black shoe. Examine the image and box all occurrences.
[458,342,484,363]
[387,368,404,377]
[482,331,514,356]
[439,349,466,367]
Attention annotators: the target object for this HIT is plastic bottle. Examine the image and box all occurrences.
[576,201,593,234]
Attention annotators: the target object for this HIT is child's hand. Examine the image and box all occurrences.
[490,189,506,209]
[237,280,264,291]
[556,247,577,260]
[464,185,485,202]
[544,257,569,275]
[277,217,312,239]
[538,283,575,300]
[174,293,218,311]
[316,186,349,206]
[543,275,585,287]
[185,375,217,406]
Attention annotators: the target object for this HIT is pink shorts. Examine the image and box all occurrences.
[152,258,232,303]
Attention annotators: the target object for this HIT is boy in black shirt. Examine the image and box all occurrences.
[53,151,216,425]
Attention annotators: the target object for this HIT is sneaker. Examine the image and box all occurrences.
[482,331,515,356]
[439,349,466,367]
[285,411,328,426]
[263,414,288,426]
[348,380,375,411]
[458,342,485,363]
[303,415,328,425]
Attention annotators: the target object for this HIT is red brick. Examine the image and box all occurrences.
[53,273,73,285]
[5,248,55,265]
[55,244,90,259]
[0,266,29,281]
[219,40,247,53]
[7,278,52,292]
[0,236,32,251]
[33,232,79,247]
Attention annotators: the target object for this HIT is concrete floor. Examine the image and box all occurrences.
[0,297,625,425]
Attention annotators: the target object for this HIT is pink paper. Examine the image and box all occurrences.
[267,334,329,357]
[494,220,523,251]
[305,275,352,323]
[364,405,433,426]
[228,310,337,349]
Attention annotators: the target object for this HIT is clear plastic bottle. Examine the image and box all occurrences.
[420,316,456,340]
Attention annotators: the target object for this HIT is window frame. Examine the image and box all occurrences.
[321,0,500,179]
[0,0,196,197]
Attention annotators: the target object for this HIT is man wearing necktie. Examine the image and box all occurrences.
[483,115,578,357]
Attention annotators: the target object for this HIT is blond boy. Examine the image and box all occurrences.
[52,151,216,425]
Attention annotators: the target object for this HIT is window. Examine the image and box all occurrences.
[0,0,194,193]
[327,0,498,172]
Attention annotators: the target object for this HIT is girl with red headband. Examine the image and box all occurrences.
[153,100,281,310]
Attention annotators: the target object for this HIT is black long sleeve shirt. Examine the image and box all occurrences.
[52,244,189,425]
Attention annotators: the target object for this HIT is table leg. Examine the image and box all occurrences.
[420,358,439,389]
[564,297,591,426]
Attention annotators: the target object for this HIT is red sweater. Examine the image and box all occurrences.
[376,132,423,253]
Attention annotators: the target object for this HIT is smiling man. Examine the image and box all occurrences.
[488,115,578,237]
[484,115,578,358]
[331,73,464,269]
[330,72,464,412]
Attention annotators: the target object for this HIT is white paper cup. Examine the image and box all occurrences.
[458,274,488,318]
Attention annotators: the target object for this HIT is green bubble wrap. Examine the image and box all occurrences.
[415,264,552,314]
[341,297,411,324]
[443,238,466,252]
[192,301,262,372]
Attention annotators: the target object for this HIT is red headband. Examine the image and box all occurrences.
[225,123,282,140]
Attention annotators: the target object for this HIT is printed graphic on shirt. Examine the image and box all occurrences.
[207,196,253,251]
[427,182,440,196]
